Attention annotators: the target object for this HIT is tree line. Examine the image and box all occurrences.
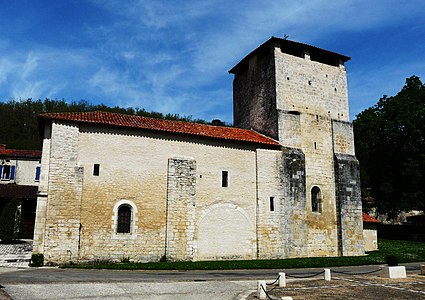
[0,98,213,150]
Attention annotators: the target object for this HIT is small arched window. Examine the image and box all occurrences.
[117,205,132,233]
[311,186,322,213]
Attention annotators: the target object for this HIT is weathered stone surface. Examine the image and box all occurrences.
[166,157,196,261]
[34,38,365,264]
[334,153,364,256]
[232,39,364,257]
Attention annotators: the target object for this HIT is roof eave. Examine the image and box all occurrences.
[229,36,350,74]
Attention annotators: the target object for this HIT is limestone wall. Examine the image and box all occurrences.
[33,125,52,254]
[13,159,40,186]
[232,48,279,140]
[0,159,39,186]
[256,149,286,258]
[279,147,308,258]
[231,42,360,257]
[166,157,196,261]
[363,224,378,251]
[40,121,84,263]
[334,153,364,256]
[274,48,349,122]
[39,124,259,263]
[332,120,355,155]
[273,47,355,256]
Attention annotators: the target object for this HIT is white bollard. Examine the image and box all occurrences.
[279,272,287,287]
[381,266,407,278]
[257,280,267,300]
[324,268,331,281]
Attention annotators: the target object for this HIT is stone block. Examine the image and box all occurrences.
[381,266,406,278]
[421,265,425,275]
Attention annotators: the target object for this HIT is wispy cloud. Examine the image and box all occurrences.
[0,0,424,122]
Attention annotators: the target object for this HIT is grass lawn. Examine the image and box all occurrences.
[61,239,425,270]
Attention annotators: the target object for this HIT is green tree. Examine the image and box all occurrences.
[354,76,425,218]
[0,198,21,243]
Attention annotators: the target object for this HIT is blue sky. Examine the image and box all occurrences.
[0,1,424,123]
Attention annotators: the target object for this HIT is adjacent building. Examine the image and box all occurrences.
[0,144,41,238]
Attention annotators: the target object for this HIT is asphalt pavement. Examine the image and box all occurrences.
[1,263,424,300]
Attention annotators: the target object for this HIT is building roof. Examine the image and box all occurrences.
[362,212,380,223]
[0,145,41,159]
[229,36,351,74]
[39,111,281,148]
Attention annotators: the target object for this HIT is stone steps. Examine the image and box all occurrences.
[0,240,32,268]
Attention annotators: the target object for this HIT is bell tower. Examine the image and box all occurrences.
[229,37,364,256]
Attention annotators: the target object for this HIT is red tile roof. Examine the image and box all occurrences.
[362,212,380,223]
[0,145,41,159]
[39,111,281,148]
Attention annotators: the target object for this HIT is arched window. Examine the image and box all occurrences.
[117,205,132,233]
[112,200,138,239]
[311,186,322,213]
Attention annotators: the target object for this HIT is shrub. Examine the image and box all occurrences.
[0,198,21,243]
[30,253,44,267]
[385,255,399,266]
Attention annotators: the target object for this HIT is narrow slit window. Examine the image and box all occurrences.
[270,197,275,212]
[314,142,317,150]
[93,164,100,176]
[222,171,228,187]
[311,186,322,213]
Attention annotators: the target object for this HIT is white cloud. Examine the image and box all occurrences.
[1,0,424,123]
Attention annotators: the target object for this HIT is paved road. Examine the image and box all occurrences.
[2,279,256,300]
[0,263,423,300]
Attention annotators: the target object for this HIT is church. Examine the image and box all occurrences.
[33,37,364,264]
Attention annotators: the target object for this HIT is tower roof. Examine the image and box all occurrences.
[229,36,350,74]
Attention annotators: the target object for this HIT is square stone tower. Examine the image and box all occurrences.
[229,37,364,256]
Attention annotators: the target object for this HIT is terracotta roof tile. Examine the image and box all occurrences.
[362,212,380,223]
[39,111,281,148]
[0,145,41,159]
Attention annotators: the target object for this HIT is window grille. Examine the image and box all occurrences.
[117,205,132,233]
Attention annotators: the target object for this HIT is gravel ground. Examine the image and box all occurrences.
[247,275,425,299]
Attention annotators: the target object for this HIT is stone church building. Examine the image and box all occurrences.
[33,37,364,264]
